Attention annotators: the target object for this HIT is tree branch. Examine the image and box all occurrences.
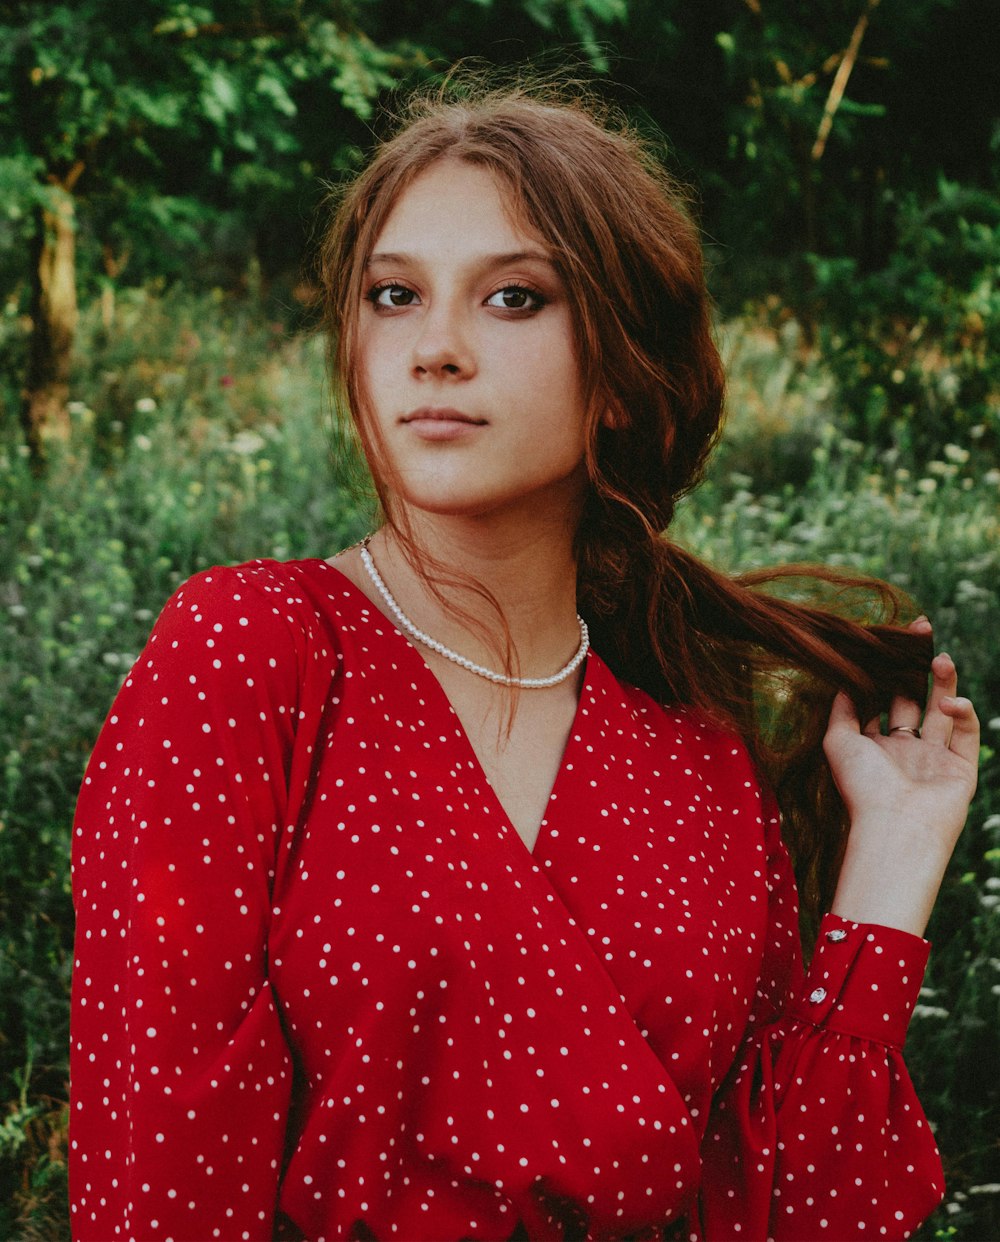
[811,0,881,162]
[48,159,86,193]
[156,20,299,41]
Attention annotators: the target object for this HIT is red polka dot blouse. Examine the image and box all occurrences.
[70,559,944,1241]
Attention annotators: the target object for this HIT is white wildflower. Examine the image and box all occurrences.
[936,371,961,401]
[134,434,153,451]
[942,442,970,464]
[135,397,157,414]
[228,431,266,456]
[956,579,990,604]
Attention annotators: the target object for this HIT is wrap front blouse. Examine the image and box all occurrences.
[69,558,943,1241]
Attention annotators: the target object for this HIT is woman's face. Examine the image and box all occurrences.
[356,158,590,525]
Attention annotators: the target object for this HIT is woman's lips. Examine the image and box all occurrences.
[401,408,488,440]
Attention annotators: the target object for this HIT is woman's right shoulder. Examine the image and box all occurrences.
[156,557,338,633]
[134,557,344,695]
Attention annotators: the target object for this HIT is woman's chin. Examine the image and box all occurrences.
[389,464,587,526]
[394,492,519,521]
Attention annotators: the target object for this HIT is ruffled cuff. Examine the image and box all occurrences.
[788,913,930,1048]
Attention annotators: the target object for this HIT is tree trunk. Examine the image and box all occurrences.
[20,184,79,464]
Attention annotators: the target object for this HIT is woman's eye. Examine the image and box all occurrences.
[485,285,546,312]
[368,284,418,308]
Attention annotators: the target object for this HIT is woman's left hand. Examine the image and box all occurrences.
[823,618,980,937]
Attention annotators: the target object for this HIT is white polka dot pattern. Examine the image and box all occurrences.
[69,560,943,1241]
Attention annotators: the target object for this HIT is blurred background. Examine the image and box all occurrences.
[1,1,998,1237]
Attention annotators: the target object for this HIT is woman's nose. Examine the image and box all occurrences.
[410,303,476,380]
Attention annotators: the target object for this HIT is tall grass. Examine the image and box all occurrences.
[0,293,996,1239]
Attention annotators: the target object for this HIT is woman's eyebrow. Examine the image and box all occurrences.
[366,249,557,269]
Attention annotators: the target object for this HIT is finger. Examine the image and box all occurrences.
[940,695,980,765]
[887,690,923,733]
[921,651,959,746]
[885,616,932,735]
[827,690,861,734]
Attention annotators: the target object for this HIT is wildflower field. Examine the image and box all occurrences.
[0,291,997,1239]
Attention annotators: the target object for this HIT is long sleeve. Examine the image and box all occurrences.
[69,564,336,1242]
[68,555,951,1241]
[699,790,944,1241]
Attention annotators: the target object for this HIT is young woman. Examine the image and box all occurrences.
[69,84,979,1242]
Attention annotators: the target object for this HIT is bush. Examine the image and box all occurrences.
[0,288,372,1237]
[809,181,1000,465]
[676,409,1000,1242]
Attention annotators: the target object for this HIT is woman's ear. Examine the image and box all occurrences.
[600,403,624,430]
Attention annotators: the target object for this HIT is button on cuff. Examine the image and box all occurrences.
[791,913,931,1046]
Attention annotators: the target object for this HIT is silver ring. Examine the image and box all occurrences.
[888,725,921,738]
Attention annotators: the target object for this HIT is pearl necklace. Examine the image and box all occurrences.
[359,540,589,688]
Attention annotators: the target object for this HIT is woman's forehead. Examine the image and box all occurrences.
[371,159,547,259]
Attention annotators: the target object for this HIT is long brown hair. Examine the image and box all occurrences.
[318,78,931,937]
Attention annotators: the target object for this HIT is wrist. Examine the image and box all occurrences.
[831,818,951,937]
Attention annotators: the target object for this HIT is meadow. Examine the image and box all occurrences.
[0,289,997,1239]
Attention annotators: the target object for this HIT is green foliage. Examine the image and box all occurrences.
[0,0,440,304]
[596,0,998,314]
[0,291,998,1238]
[809,181,1000,462]
[675,342,1000,1242]
[0,0,630,308]
[0,288,370,1236]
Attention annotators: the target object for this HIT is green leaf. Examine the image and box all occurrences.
[201,69,239,126]
[835,98,887,118]
[255,73,297,119]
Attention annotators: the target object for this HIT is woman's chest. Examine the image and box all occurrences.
[268,665,773,1112]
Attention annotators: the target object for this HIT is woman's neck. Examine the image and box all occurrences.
[366,506,582,680]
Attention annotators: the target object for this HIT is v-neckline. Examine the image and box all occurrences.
[311,557,593,859]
